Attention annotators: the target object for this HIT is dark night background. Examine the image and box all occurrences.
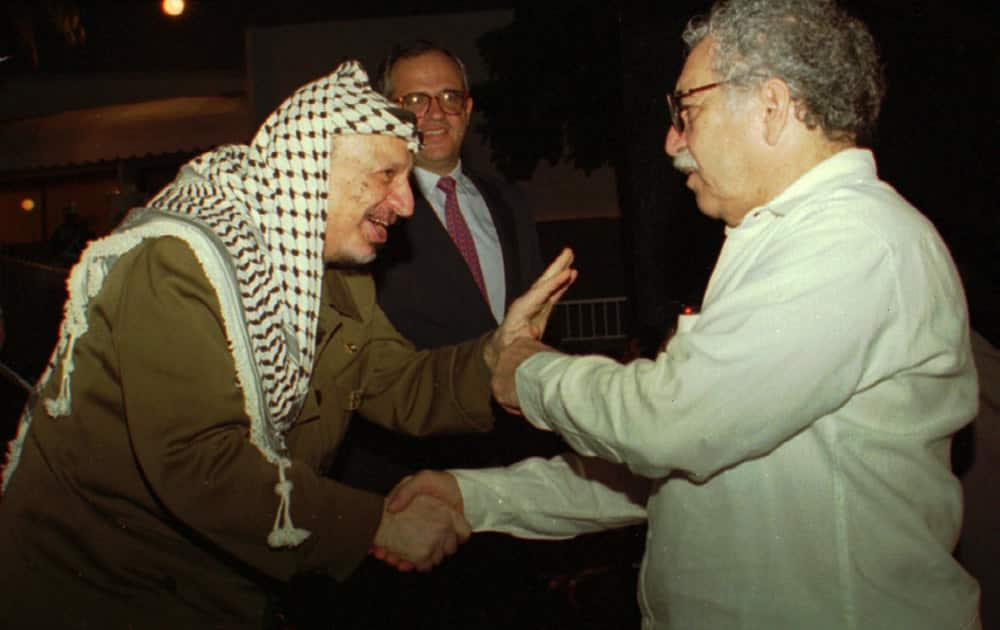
[1,1,997,628]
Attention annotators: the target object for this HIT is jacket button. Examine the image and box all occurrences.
[345,342,358,353]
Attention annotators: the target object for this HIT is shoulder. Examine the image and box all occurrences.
[779,170,939,258]
[771,177,962,312]
[94,236,222,330]
[101,235,200,283]
[771,151,933,253]
[138,234,201,264]
[122,236,212,290]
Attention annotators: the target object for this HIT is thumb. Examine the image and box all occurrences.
[453,512,473,543]
[386,475,415,513]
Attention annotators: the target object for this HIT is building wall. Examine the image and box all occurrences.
[0,71,244,122]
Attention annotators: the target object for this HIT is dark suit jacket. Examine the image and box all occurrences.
[332,168,563,489]
[375,169,542,341]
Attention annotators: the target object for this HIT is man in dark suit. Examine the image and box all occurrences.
[334,41,563,485]
[378,40,539,335]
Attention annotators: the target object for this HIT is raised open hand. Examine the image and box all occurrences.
[484,248,576,372]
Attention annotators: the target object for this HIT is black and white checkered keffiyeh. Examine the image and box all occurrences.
[2,61,419,547]
[147,59,418,431]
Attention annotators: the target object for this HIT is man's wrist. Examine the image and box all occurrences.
[482,329,500,374]
[450,471,483,530]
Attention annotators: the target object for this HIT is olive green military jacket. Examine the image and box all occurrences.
[0,237,494,628]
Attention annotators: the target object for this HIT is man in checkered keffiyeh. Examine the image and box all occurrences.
[0,60,576,627]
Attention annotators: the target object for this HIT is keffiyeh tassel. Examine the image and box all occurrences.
[268,459,311,547]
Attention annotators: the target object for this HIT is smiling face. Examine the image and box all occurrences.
[323,134,414,265]
[664,37,765,227]
[388,50,473,175]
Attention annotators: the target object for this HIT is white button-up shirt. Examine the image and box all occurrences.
[454,149,981,629]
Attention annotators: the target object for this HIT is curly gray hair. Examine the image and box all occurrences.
[683,0,885,145]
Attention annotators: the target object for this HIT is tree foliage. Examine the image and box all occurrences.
[2,0,85,70]
[473,1,623,180]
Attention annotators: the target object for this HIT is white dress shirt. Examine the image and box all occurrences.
[413,163,505,322]
[454,149,981,629]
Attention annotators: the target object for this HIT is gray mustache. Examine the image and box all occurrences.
[673,150,698,172]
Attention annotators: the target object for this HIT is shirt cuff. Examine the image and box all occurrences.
[515,351,565,432]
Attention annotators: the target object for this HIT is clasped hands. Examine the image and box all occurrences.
[371,471,464,572]
[370,250,576,571]
[371,478,467,573]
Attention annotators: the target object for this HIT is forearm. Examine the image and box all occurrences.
[357,322,495,436]
[453,454,648,540]
[135,432,384,581]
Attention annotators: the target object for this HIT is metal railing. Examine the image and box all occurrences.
[553,296,628,343]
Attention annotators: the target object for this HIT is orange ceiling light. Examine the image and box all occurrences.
[162,0,185,17]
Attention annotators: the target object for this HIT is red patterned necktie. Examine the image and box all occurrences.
[436,176,488,302]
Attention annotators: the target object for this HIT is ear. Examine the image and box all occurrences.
[464,94,474,117]
[759,78,793,146]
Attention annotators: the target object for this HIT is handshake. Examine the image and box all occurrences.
[371,248,577,571]
[371,471,466,572]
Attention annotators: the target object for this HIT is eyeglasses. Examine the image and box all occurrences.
[396,90,468,116]
[665,80,735,134]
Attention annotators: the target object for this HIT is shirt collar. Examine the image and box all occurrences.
[750,148,877,221]
[413,161,465,199]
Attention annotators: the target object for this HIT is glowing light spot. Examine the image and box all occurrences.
[162,0,185,17]
[20,198,35,212]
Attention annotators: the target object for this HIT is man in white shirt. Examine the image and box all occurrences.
[383,1,983,628]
